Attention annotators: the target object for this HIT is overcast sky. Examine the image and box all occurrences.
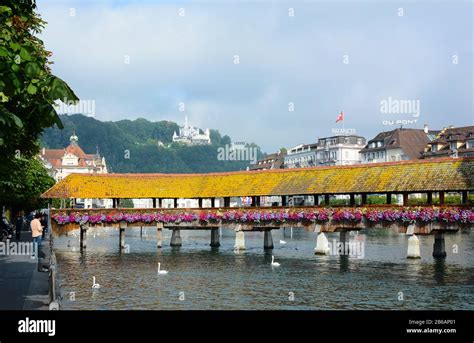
[39,0,473,152]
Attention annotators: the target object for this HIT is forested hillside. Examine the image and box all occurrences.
[41,114,263,173]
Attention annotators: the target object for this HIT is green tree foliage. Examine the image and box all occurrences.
[0,1,77,212]
[120,199,134,208]
[0,0,78,158]
[0,157,55,212]
[41,114,265,173]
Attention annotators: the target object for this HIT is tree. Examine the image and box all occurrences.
[120,199,134,208]
[0,157,55,213]
[0,0,77,213]
[0,0,78,158]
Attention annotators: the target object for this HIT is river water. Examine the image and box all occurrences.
[54,227,474,310]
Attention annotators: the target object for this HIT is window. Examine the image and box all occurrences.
[450,142,457,150]
[431,144,438,152]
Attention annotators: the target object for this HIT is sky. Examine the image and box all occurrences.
[38,0,473,152]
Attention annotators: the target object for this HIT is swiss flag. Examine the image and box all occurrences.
[336,111,344,123]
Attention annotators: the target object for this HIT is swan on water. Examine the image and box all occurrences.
[92,276,100,289]
[279,240,287,244]
[271,255,280,267]
[157,262,168,275]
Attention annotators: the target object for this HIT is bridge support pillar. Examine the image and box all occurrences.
[427,192,433,205]
[314,232,330,255]
[263,230,274,250]
[340,230,349,255]
[210,228,220,247]
[170,229,182,247]
[80,225,88,249]
[119,221,126,249]
[386,193,392,204]
[407,234,421,259]
[234,228,245,251]
[349,194,355,206]
[438,192,445,205]
[157,223,163,248]
[403,193,409,206]
[432,232,446,259]
[324,194,330,206]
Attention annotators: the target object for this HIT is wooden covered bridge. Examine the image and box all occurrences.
[42,157,474,258]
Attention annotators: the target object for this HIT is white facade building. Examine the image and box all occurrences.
[285,135,366,168]
[39,133,111,208]
[314,135,366,166]
[172,116,211,145]
[284,143,318,168]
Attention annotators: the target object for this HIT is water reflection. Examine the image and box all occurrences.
[55,227,474,310]
[339,255,349,272]
[433,258,446,285]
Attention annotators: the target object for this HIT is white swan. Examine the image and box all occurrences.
[157,262,168,275]
[279,240,287,244]
[92,276,100,289]
[271,255,280,267]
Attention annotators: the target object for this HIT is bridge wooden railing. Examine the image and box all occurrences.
[49,205,474,236]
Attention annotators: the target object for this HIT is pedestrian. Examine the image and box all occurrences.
[30,213,44,258]
[15,211,24,240]
[40,213,47,239]
[1,213,13,239]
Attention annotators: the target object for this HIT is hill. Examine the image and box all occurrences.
[40,114,263,173]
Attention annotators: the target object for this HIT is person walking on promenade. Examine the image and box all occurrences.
[15,212,24,241]
[40,212,47,239]
[30,213,43,258]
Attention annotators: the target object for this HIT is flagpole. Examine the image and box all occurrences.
[342,110,345,136]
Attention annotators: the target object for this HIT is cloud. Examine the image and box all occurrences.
[39,1,473,152]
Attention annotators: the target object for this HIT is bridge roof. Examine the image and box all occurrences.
[41,157,474,199]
